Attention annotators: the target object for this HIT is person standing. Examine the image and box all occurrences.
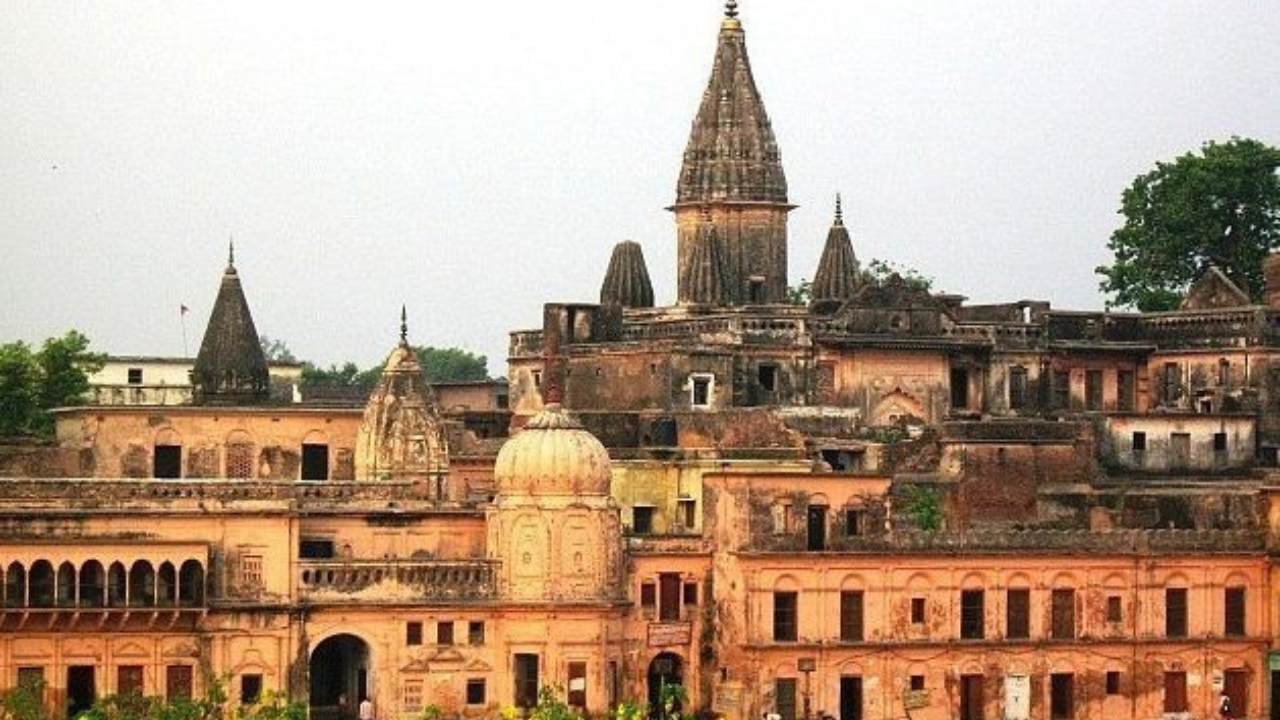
[359,697,374,720]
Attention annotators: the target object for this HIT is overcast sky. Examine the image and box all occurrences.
[2,1,1277,374]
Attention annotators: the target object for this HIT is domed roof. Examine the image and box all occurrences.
[494,404,611,497]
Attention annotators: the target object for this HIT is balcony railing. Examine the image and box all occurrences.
[298,559,497,601]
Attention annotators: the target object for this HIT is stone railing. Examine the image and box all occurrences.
[297,559,497,601]
[0,479,445,512]
[754,529,1265,554]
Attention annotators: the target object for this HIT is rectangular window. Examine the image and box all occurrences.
[567,662,587,709]
[402,680,423,714]
[127,368,143,385]
[437,621,454,646]
[240,674,263,705]
[514,654,539,710]
[17,667,44,692]
[1051,589,1075,639]
[240,555,263,587]
[1106,595,1122,624]
[1052,370,1070,410]
[1170,433,1191,469]
[165,665,192,700]
[117,666,144,696]
[844,509,864,537]
[806,505,827,551]
[1105,671,1120,696]
[469,621,486,646]
[677,498,696,529]
[1214,431,1229,451]
[1085,370,1103,411]
[154,445,182,479]
[1117,370,1135,412]
[659,573,681,621]
[960,589,984,639]
[758,364,778,392]
[1132,431,1146,451]
[775,679,798,720]
[950,367,970,409]
[909,675,925,692]
[683,582,698,606]
[1008,366,1028,410]
[1165,588,1188,638]
[1163,362,1180,403]
[299,539,335,559]
[466,679,486,706]
[1225,587,1246,637]
[1163,671,1187,713]
[639,582,656,610]
[910,597,926,625]
[300,444,329,481]
[772,503,791,535]
[773,591,798,642]
[1006,589,1029,639]
[1049,673,1074,720]
[691,375,712,408]
[632,506,654,535]
[406,621,423,646]
[839,591,864,642]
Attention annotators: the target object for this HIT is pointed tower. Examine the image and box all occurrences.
[599,241,656,308]
[354,307,450,490]
[192,244,271,405]
[679,209,730,305]
[673,1,792,305]
[811,195,861,302]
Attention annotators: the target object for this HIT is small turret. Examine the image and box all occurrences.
[192,243,270,405]
[599,241,655,308]
[811,194,861,303]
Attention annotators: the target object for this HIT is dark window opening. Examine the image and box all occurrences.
[514,654,539,710]
[1170,432,1191,469]
[909,675,925,692]
[567,662,587,709]
[1051,589,1075,639]
[240,674,262,705]
[1085,370,1103,411]
[1225,587,1246,637]
[127,368,143,385]
[960,674,984,720]
[1214,432,1229,465]
[67,666,96,719]
[469,621,485,646]
[773,591,798,642]
[844,509,864,537]
[639,582,655,609]
[437,621,454,646]
[299,539,335,559]
[1165,588,1188,637]
[659,573,681,621]
[691,376,711,407]
[678,498,696,529]
[1219,358,1231,386]
[840,591,864,642]
[774,678,797,720]
[466,679,486,706]
[758,364,778,392]
[632,506,654,535]
[1105,671,1120,695]
[910,597,926,624]
[118,666,144,696]
[1051,369,1070,410]
[1006,589,1029,639]
[406,622,423,646]
[1117,370,1135,412]
[960,589,984,639]
[806,505,827,551]
[1163,671,1187,713]
[748,279,765,305]
[682,582,698,606]
[950,367,970,409]
[154,444,182,479]
[1008,366,1028,410]
[301,443,329,481]
[1163,362,1180,404]
[1106,595,1122,624]
[1049,673,1074,720]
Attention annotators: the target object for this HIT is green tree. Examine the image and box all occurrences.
[301,361,371,390]
[258,336,296,363]
[0,331,104,438]
[861,259,934,292]
[1097,137,1280,311]
[413,346,488,383]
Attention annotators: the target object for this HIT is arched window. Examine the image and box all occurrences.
[108,562,127,607]
[157,562,177,606]
[129,561,156,607]
[225,430,255,479]
[29,561,54,608]
[5,562,25,607]
[178,560,205,606]
[80,561,105,607]
[56,562,76,607]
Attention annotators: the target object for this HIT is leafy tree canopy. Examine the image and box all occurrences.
[259,335,296,363]
[299,345,489,392]
[788,258,935,305]
[1097,137,1280,311]
[0,330,105,438]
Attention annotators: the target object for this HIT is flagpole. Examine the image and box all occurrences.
[181,305,189,358]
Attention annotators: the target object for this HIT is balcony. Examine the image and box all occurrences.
[298,559,497,603]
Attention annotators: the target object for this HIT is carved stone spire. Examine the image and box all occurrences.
[192,250,270,405]
[679,210,729,305]
[599,241,655,308]
[811,194,861,302]
[673,4,791,305]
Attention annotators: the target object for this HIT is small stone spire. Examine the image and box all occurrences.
[725,0,739,19]
[400,304,408,344]
[193,251,270,405]
[811,193,861,303]
[600,241,655,308]
[679,210,729,305]
[228,239,235,268]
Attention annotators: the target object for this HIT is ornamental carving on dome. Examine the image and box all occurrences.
[355,339,449,487]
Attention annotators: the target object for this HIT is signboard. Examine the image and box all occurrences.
[647,622,692,647]
[713,682,744,715]
[1003,675,1030,720]
[903,689,930,710]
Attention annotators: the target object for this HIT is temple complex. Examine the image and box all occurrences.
[4,4,1280,720]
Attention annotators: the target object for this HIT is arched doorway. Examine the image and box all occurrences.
[647,652,685,716]
[310,634,371,720]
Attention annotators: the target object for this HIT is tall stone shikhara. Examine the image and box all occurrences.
[192,244,270,405]
[673,2,791,305]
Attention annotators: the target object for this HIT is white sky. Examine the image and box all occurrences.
[2,1,1278,374]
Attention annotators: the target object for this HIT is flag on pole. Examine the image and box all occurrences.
[181,304,189,315]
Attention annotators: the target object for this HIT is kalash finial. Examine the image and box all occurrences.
[400,304,408,344]
[228,238,235,268]
[834,193,844,226]
[725,0,739,19]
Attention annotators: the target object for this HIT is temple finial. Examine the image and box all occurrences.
[400,304,408,344]
[228,238,235,267]
[725,0,739,19]
[834,193,844,226]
